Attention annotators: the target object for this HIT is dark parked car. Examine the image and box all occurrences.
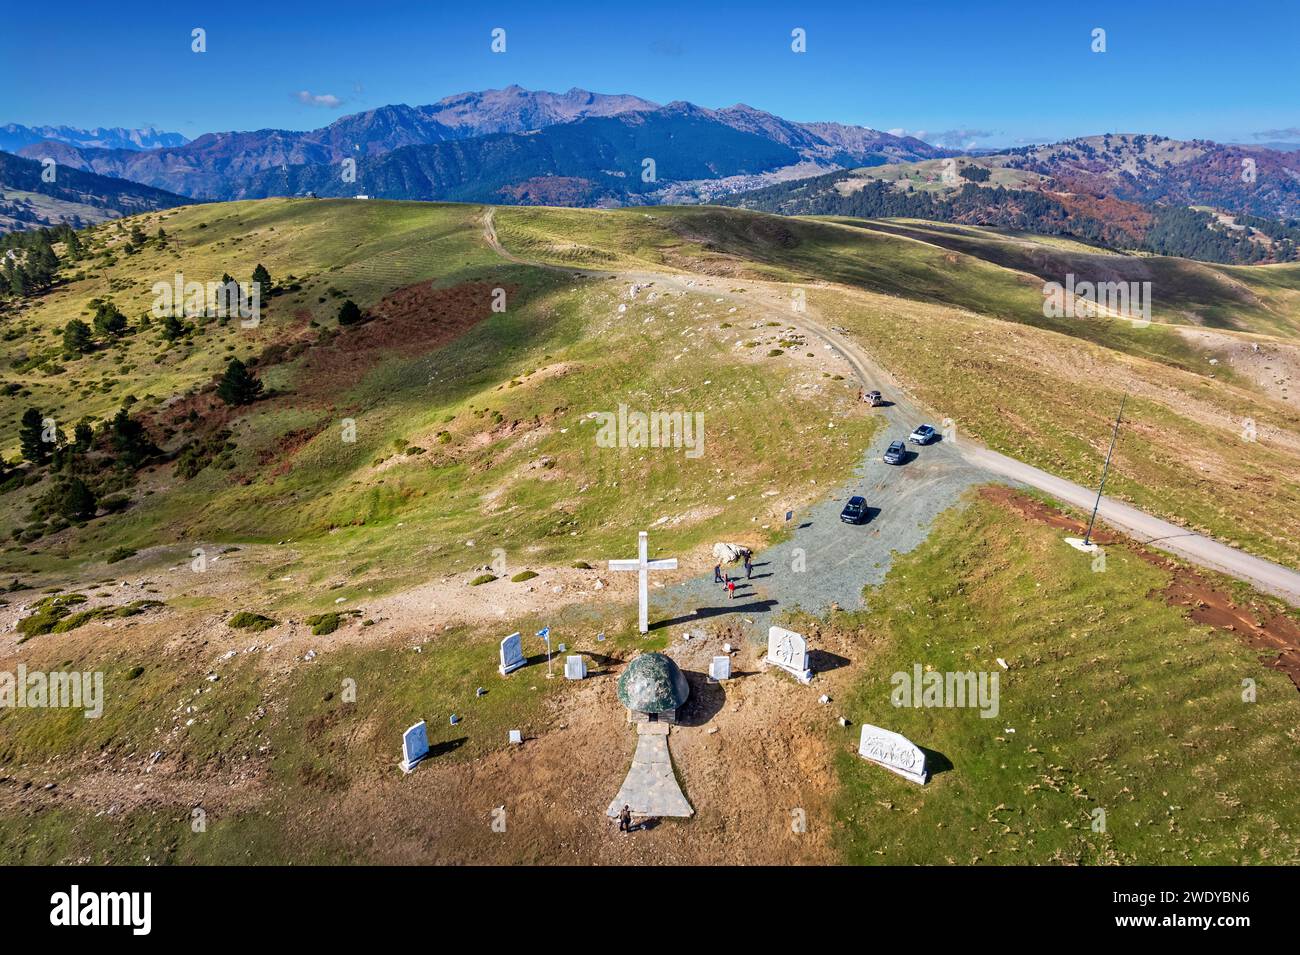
[909,424,937,445]
[840,496,869,524]
[883,440,907,464]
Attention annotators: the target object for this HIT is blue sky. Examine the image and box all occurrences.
[2,0,1296,147]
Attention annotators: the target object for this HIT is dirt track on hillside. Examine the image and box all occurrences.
[482,208,1300,607]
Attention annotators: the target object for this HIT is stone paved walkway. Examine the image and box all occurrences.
[605,726,693,818]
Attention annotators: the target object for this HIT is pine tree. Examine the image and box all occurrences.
[93,302,128,338]
[337,299,363,326]
[110,408,155,467]
[19,408,50,466]
[252,264,272,294]
[62,318,94,354]
[159,314,186,341]
[58,477,97,521]
[73,421,94,452]
[216,358,263,406]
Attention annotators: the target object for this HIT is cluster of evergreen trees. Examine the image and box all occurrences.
[1144,206,1279,263]
[0,224,73,297]
[7,404,158,540]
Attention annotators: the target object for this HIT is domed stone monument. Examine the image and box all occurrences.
[607,651,694,820]
[616,651,690,724]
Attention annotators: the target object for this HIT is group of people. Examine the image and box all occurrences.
[713,555,753,599]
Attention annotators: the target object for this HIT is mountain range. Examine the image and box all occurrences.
[4,87,1300,263]
[7,86,941,203]
[0,124,189,153]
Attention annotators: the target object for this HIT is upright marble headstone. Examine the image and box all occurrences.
[709,656,731,682]
[400,720,430,774]
[564,655,587,680]
[499,632,526,676]
[766,626,812,683]
[508,729,523,745]
[857,724,928,785]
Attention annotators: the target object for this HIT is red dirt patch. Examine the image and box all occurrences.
[980,486,1300,691]
[979,485,1120,543]
[498,177,596,205]
[291,280,511,400]
[258,423,330,477]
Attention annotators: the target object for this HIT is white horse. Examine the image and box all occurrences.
[711,542,753,564]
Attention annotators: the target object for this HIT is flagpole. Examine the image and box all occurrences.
[539,626,552,678]
[1084,393,1127,546]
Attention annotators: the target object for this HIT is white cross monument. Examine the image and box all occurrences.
[609,530,678,634]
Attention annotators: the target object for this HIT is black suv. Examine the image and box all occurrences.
[840,496,869,524]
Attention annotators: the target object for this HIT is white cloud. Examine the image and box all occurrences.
[295,90,344,109]
[929,128,994,149]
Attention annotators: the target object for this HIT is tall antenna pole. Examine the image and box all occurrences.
[1084,393,1127,546]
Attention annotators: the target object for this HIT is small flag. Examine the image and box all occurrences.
[537,626,550,643]
[785,510,794,522]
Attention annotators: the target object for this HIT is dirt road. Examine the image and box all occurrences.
[482,208,1300,609]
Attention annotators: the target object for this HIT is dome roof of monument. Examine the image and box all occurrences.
[616,652,690,713]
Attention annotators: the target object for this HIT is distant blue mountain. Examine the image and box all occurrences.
[0,124,189,153]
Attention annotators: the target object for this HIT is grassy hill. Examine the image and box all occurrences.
[493,205,1300,567]
[834,493,1300,865]
[0,199,874,593]
[5,200,1298,576]
[1,197,1298,865]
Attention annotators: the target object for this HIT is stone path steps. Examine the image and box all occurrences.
[605,726,693,818]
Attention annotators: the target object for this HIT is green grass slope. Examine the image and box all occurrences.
[0,199,875,592]
[833,495,1300,865]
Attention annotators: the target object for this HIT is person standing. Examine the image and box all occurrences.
[727,579,736,600]
[744,556,753,580]
[619,805,633,834]
[714,563,723,584]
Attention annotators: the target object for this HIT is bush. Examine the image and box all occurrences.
[511,570,539,582]
[45,478,97,521]
[304,612,341,636]
[469,574,496,586]
[175,430,234,479]
[16,593,87,638]
[104,546,137,564]
[99,494,131,514]
[228,611,277,632]
[50,600,163,634]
